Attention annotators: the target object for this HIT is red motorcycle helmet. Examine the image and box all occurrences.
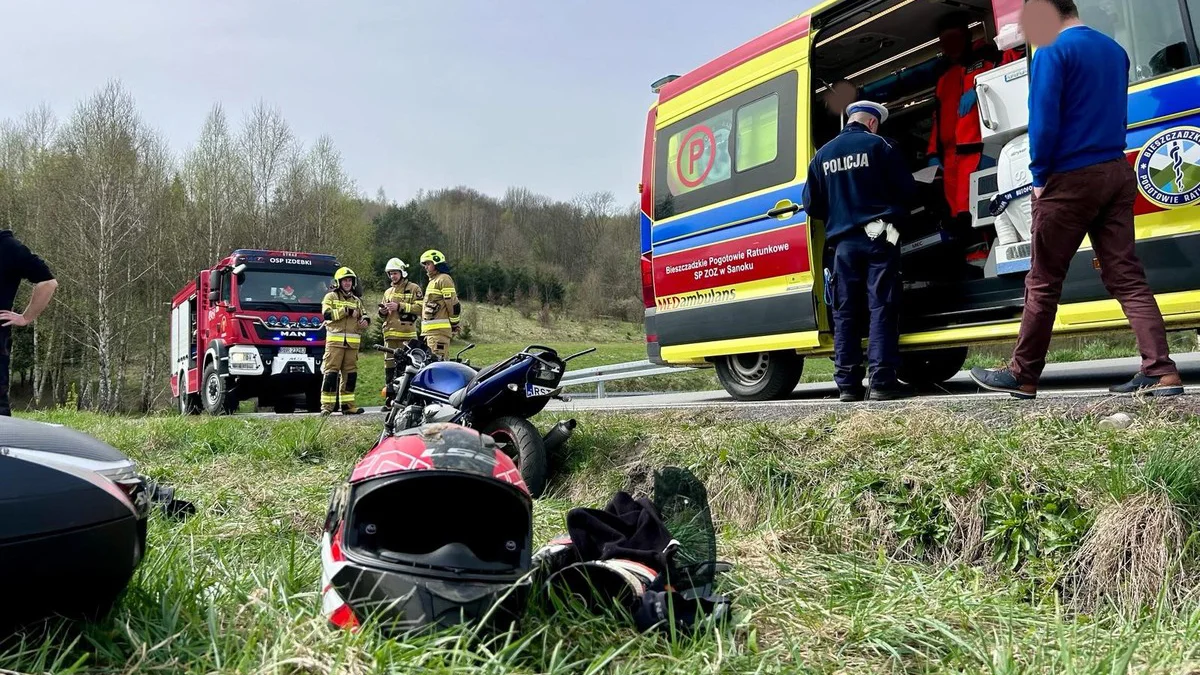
[320,423,533,635]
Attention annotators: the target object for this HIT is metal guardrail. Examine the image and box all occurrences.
[560,360,695,398]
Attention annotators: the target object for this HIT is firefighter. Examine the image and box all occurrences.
[926,12,1002,260]
[377,257,423,404]
[419,250,460,360]
[320,267,369,414]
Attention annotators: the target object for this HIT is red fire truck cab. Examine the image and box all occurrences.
[170,249,341,415]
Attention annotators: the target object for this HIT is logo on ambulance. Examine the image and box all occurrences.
[1136,126,1200,208]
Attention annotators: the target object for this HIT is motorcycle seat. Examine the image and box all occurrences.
[449,387,468,409]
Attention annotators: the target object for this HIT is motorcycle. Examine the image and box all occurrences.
[374,341,594,498]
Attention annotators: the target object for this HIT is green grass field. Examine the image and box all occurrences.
[7,399,1200,673]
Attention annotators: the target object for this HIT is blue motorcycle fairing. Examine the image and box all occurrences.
[410,361,478,398]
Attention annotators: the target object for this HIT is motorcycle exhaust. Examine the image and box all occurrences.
[543,419,577,453]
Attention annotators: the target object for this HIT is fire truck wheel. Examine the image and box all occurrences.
[897,347,969,389]
[714,351,803,401]
[178,388,200,416]
[305,389,323,413]
[201,364,238,415]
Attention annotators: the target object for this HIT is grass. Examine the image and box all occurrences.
[8,398,1200,673]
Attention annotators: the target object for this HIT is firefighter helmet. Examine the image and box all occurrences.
[334,267,357,282]
[385,258,408,276]
[419,250,446,266]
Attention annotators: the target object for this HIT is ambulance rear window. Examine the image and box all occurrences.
[654,70,797,221]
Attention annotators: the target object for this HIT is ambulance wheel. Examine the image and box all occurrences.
[274,399,296,415]
[201,364,238,415]
[714,351,803,401]
[898,347,969,388]
[482,417,547,499]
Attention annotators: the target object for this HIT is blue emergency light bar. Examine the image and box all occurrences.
[232,249,339,266]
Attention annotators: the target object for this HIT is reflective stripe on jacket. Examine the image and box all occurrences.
[380,280,423,340]
[422,273,459,335]
[322,291,367,347]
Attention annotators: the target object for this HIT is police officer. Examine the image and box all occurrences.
[802,101,915,402]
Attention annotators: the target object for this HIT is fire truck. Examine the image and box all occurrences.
[170,249,341,415]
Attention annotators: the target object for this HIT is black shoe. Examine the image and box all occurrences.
[1109,372,1184,397]
[839,388,866,402]
[868,383,914,401]
[969,366,1037,400]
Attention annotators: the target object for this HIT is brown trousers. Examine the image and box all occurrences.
[1010,159,1177,384]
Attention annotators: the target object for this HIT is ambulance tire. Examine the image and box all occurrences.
[482,416,547,499]
[201,364,238,415]
[273,398,297,415]
[897,347,970,389]
[714,351,803,402]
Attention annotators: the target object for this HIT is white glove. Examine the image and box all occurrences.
[864,219,901,246]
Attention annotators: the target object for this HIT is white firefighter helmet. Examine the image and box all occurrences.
[385,258,408,277]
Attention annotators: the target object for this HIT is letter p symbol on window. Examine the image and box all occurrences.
[688,138,705,175]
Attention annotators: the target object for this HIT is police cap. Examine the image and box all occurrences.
[845,101,889,124]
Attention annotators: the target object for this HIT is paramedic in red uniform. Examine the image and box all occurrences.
[926,13,1008,258]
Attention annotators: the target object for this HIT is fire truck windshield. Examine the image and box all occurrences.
[235,269,333,312]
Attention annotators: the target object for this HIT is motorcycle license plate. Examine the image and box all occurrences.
[280,347,307,354]
[525,383,556,398]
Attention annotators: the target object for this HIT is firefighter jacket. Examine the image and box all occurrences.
[422,273,460,335]
[322,290,368,348]
[379,280,423,341]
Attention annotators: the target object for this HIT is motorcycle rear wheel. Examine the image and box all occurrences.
[481,416,547,499]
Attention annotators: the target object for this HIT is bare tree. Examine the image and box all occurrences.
[52,81,166,411]
[239,101,293,237]
[184,104,240,261]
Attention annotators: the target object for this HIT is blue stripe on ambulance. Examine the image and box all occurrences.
[651,185,805,247]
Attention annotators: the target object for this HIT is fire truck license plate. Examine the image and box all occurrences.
[280,347,307,354]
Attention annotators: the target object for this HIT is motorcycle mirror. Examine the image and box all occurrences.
[455,343,476,360]
[562,347,597,362]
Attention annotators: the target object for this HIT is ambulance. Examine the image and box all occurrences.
[639,0,1200,399]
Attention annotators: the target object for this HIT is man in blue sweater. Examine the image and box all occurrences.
[971,0,1183,399]
[803,101,915,401]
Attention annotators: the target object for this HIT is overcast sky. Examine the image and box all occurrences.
[0,0,816,206]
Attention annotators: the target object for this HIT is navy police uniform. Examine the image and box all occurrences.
[802,102,915,399]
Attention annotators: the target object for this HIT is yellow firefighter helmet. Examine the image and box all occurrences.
[333,266,357,282]
[419,250,447,265]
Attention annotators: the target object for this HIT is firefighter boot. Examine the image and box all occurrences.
[320,372,339,415]
[340,372,364,415]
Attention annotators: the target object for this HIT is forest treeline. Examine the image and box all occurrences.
[0,81,640,412]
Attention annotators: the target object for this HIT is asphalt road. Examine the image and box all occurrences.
[545,352,1200,413]
[258,353,1200,418]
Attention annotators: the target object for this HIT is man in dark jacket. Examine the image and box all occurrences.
[803,101,916,401]
[0,230,57,415]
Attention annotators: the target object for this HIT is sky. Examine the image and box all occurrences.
[0,0,816,206]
